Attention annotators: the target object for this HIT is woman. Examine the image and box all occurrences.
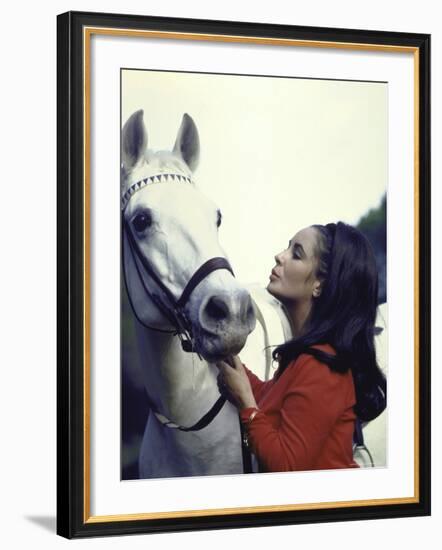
[216,222,386,472]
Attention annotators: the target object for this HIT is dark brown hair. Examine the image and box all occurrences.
[273,222,386,422]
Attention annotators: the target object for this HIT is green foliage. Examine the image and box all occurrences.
[356,194,386,304]
[357,195,386,254]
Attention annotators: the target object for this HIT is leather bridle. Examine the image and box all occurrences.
[121,174,254,465]
[123,214,234,356]
[122,172,236,356]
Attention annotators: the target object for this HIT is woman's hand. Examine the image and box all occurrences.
[216,355,258,410]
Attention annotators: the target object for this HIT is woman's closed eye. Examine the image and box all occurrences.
[291,242,306,260]
[291,243,301,259]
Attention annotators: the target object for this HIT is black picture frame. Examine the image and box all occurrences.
[57,10,431,539]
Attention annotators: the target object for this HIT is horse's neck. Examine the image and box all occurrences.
[134,323,220,426]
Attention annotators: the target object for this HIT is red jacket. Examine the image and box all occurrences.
[240,344,359,472]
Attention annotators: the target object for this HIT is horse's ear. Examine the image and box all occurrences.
[173,113,200,172]
[122,110,148,171]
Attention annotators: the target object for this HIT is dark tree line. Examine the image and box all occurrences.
[357,194,387,304]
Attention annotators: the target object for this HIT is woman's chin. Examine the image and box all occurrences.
[266,283,289,306]
[266,280,279,297]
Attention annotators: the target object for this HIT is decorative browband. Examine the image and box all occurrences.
[121,172,193,210]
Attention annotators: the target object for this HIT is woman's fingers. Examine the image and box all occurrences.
[215,360,230,373]
[216,356,242,370]
[215,356,254,409]
[231,355,243,370]
[216,361,239,390]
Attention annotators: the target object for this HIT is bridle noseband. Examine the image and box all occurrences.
[123,216,234,357]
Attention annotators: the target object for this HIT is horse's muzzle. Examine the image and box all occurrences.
[195,289,256,361]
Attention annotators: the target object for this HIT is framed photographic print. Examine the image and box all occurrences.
[57,11,431,538]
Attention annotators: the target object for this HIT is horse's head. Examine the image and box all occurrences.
[121,110,256,362]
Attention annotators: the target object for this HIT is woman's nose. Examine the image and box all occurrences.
[275,251,283,264]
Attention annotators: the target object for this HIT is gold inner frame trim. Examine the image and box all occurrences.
[86,26,418,53]
[85,496,419,524]
[82,26,421,524]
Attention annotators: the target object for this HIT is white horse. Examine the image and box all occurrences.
[122,110,387,478]
[122,110,257,478]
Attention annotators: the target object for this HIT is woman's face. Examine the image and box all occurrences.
[267,226,322,304]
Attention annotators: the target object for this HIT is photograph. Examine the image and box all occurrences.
[120,69,388,481]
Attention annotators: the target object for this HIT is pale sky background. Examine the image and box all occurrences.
[122,69,387,286]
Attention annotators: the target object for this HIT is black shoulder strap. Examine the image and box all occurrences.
[239,416,253,474]
[353,417,364,446]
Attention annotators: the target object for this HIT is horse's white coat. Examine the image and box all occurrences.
[134,326,246,477]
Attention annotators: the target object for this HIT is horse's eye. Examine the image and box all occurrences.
[216,210,222,228]
[132,212,152,233]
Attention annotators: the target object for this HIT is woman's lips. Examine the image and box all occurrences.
[269,269,280,281]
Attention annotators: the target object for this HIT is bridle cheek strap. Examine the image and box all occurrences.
[176,257,234,309]
[123,216,235,347]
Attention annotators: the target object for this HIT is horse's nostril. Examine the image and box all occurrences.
[206,296,229,322]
